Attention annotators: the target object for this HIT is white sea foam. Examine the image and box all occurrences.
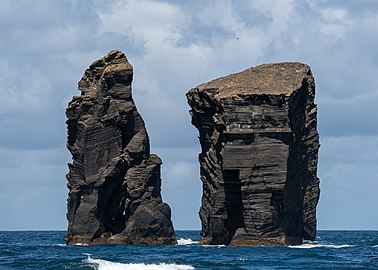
[53,243,66,247]
[85,257,194,270]
[176,238,199,245]
[73,243,90,246]
[202,245,226,248]
[288,243,353,249]
[373,245,378,248]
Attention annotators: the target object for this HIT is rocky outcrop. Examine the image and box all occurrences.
[65,50,176,245]
[187,62,320,246]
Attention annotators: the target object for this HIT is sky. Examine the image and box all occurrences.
[0,0,377,231]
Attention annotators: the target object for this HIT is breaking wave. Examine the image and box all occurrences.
[176,238,199,245]
[73,242,90,246]
[53,243,66,247]
[85,256,194,270]
[202,245,226,248]
[288,243,353,249]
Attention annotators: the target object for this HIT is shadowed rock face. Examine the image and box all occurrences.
[187,62,320,246]
[65,50,176,245]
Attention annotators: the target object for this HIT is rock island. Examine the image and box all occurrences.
[187,62,320,246]
[65,50,176,245]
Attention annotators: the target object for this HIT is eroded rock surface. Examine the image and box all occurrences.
[65,50,176,245]
[187,62,320,246]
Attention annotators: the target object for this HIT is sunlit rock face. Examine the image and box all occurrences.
[187,62,320,246]
[65,50,176,245]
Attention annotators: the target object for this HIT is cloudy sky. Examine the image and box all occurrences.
[0,0,377,231]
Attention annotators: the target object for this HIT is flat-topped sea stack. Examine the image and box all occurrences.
[187,62,320,246]
[65,50,176,245]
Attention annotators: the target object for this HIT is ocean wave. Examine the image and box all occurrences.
[202,245,226,248]
[288,243,353,249]
[1,248,15,255]
[53,243,66,247]
[85,257,194,270]
[176,238,199,245]
[73,243,90,246]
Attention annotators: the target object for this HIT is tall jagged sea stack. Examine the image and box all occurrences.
[65,50,176,245]
[187,62,320,246]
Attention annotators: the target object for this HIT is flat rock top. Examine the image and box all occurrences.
[196,62,311,98]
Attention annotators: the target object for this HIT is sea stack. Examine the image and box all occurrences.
[186,62,320,246]
[65,50,176,245]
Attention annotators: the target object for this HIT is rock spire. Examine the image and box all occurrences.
[65,50,176,245]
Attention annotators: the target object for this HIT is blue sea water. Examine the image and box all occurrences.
[0,230,377,269]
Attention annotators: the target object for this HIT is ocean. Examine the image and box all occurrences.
[0,230,377,269]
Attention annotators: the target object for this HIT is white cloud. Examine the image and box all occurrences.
[0,1,61,27]
[322,7,348,22]
[0,147,70,170]
[318,135,378,229]
[0,0,377,231]
[97,0,214,87]
[97,0,300,88]
[304,4,353,41]
[317,7,352,40]
[0,148,69,230]
[247,0,295,34]
[165,161,194,182]
[95,1,378,231]
[200,1,244,33]
[23,25,82,52]
[96,0,305,150]
[0,184,67,230]
[0,116,11,129]
[98,0,186,44]
[97,1,215,149]
[0,58,52,112]
[157,147,202,229]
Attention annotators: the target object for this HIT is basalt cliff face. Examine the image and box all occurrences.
[65,50,176,245]
[187,62,320,246]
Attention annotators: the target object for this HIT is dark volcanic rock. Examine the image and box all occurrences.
[186,62,320,246]
[65,50,176,245]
